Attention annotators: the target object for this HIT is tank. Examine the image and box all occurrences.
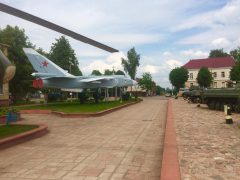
[189,88,203,103]
[202,83,240,112]
[182,86,203,103]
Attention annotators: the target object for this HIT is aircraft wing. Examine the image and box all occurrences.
[80,76,114,83]
[32,73,77,79]
[79,76,118,88]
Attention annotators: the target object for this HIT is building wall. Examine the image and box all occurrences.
[185,67,231,88]
[0,83,9,106]
[127,85,147,96]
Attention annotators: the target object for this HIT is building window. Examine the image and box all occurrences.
[0,84,3,95]
[222,82,225,88]
[221,72,225,78]
[212,72,217,78]
[189,73,193,79]
[214,82,217,88]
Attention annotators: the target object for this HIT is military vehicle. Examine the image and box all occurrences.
[182,86,203,103]
[178,88,189,97]
[202,83,240,112]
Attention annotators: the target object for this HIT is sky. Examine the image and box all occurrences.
[0,0,240,88]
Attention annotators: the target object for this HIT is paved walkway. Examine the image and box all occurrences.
[173,98,240,180]
[0,97,167,180]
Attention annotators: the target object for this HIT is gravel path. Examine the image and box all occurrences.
[173,98,240,180]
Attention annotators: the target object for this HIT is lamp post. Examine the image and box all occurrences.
[69,62,73,102]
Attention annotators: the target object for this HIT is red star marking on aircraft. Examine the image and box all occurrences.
[42,60,49,67]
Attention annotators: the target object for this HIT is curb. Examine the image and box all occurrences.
[20,110,51,114]
[20,100,142,118]
[161,100,181,180]
[0,124,48,150]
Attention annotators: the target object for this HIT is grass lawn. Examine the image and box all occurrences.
[15,100,138,113]
[0,125,38,139]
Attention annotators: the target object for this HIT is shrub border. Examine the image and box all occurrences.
[20,99,142,118]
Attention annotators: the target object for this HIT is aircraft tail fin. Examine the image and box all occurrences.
[23,48,73,77]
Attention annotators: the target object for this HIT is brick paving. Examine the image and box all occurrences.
[173,98,240,180]
[0,97,167,180]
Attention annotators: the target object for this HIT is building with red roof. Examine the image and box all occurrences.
[182,56,235,88]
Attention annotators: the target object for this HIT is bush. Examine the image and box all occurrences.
[122,92,130,101]
[78,92,89,104]
[93,91,101,103]
[47,93,66,102]
[0,107,18,116]
[0,108,8,116]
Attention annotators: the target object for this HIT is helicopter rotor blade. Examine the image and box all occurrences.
[0,3,119,53]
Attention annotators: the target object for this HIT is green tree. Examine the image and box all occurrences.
[169,67,188,91]
[121,47,140,80]
[196,67,213,88]
[156,85,165,95]
[115,70,125,75]
[49,36,82,76]
[91,70,102,76]
[0,25,35,100]
[209,49,229,58]
[230,63,240,82]
[230,47,240,62]
[104,69,113,75]
[36,47,49,58]
[139,72,153,92]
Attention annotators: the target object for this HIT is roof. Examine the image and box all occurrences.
[183,56,235,69]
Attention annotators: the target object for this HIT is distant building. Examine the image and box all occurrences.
[0,43,10,106]
[183,56,235,88]
[127,78,156,96]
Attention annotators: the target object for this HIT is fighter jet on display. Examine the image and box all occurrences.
[23,48,137,91]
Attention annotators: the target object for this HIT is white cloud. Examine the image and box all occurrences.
[163,51,172,56]
[140,59,182,75]
[165,59,182,70]
[211,37,231,48]
[176,0,240,51]
[81,60,111,75]
[106,52,126,64]
[95,34,163,49]
[141,65,161,74]
[80,52,126,75]
[173,0,240,31]
[181,49,208,59]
